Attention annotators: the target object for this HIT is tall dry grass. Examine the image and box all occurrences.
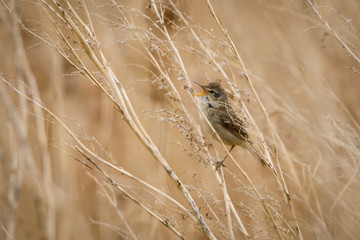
[0,0,359,239]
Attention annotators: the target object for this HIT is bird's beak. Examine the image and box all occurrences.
[193,81,207,96]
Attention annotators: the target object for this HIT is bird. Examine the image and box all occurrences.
[193,81,266,169]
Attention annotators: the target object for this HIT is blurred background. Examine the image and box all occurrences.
[0,0,359,239]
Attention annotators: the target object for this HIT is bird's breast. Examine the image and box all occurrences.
[197,98,219,136]
[197,97,246,146]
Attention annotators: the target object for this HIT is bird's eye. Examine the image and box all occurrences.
[208,90,215,94]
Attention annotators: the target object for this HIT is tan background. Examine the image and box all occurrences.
[0,0,359,239]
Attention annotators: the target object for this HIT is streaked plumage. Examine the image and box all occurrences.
[194,81,265,167]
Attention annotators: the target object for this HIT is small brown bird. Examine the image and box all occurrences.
[193,81,265,168]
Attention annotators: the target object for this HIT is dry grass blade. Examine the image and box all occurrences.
[38,1,216,239]
[0,76,187,239]
[74,146,186,239]
[205,1,307,239]
[1,0,359,239]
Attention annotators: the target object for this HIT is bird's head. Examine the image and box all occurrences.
[193,81,228,104]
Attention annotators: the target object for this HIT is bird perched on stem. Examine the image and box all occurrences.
[193,81,266,169]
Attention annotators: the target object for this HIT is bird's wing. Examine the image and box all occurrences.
[217,105,249,141]
[218,104,267,166]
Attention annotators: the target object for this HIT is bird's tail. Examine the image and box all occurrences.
[243,141,267,167]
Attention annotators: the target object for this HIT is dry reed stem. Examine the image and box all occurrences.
[13,14,55,240]
[220,168,235,240]
[0,76,188,239]
[206,0,298,186]
[205,1,304,239]
[162,0,292,238]
[25,0,217,238]
[127,1,251,237]
[149,0,301,238]
[74,146,186,239]
[96,178,138,240]
[328,88,360,133]
[156,1,256,236]
[1,2,56,238]
[2,1,286,238]
[306,0,360,64]
[145,2,253,236]
[1,89,25,240]
[62,0,245,236]
[3,0,358,239]
[0,81,51,239]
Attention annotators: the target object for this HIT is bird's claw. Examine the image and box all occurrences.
[215,160,226,170]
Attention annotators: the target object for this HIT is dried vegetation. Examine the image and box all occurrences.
[0,0,359,239]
